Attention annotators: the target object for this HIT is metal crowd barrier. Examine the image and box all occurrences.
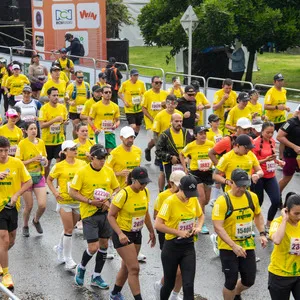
[129,63,165,81]
[206,77,254,91]
[0,282,21,300]
[96,59,129,80]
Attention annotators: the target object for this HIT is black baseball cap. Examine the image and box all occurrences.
[98,72,106,79]
[131,167,151,184]
[90,145,108,159]
[231,169,251,187]
[274,73,284,81]
[208,114,220,123]
[184,85,196,94]
[59,48,67,53]
[92,85,102,93]
[191,80,200,91]
[194,126,209,134]
[130,69,139,76]
[235,134,254,149]
[50,65,61,72]
[179,175,199,198]
[237,92,250,102]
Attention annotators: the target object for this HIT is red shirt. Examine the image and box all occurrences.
[252,136,276,178]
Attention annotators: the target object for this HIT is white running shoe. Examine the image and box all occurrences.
[154,280,161,300]
[137,253,146,262]
[169,292,183,300]
[53,245,65,264]
[65,258,77,270]
[210,233,220,256]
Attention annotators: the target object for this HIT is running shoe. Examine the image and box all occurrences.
[53,245,65,264]
[109,292,125,300]
[169,291,183,300]
[256,257,261,262]
[137,253,146,262]
[154,280,161,300]
[2,273,14,289]
[90,275,109,289]
[74,265,86,286]
[145,148,151,162]
[22,226,30,237]
[210,233,220,256]
[0,265,2,276]
[65,259,77,270]
[32,219,43,234]
[200,224,209,234]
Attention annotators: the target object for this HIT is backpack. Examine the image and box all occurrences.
[78,43,85,57]
[71,82,90,100]
[224,190,255,219]
[102,67,118,89]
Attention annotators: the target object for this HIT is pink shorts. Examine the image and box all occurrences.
[25,176,46,192]
[283,157,299,176]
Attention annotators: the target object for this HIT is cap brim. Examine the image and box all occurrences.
[131,72,139,76]
[183,189,199,198]
[138,178,151,184]
[7,114,18,117]
[252,125,262,132]
[245,143,255,149]
[235,179,251,187]
[122,134,135,139]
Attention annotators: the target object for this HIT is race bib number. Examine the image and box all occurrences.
[151,102,162,111]
[8,145,17,156]
[50,123,61,134]
[235,221,253,239]
[14,94,23,102]
[266,160,276,173]
[214,135,222,143]
[58,98,64,104]
[197,159,211,171]
[178,219,194,232]
[131,216,145,232]
[23,115,35,123]
[94,188,110,202]
[290,238,300,255]
[76,105,84,114]
[172,164,184,173]
[132,96,141,105]
[102,120,114,131]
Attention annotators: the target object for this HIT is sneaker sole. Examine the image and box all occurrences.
[65,264,77,270]
[90,282,109,289]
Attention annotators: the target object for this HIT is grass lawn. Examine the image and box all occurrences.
[129,46,300,93]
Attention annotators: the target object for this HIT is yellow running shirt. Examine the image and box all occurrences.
[47,71,69,84]
[40,79,67,103]
[56,58,74,78]
[213,89,237,121]
[112,186,150,232]
[195,92,210,125]
[70,164,119,219]
[264,86,287,123]
[212,190,260,250]
[66,82,90,114]
[15,138,47,174]
[247,101,263,118]
[225,105,252,128]
[49,159,86,204]
[142,89,168,130]
[6,74,30,96]
[170,129,184,153]
[0,125,23,156]
[39,103,68,146]
[154,188,173,212]
[167,87,184,98]
[89,100,120,132]
[74,138,95,163]
[158,194,202,240]
[216,149,259,191]
[0,156,31,212]
[152,109,183,136]
[181,140,215,171]
[118,79,146,114]
[268,216,300,277]
[106,145,142,188]
[206,128,223,144]
[0,67,8,85]
[81,98,97,139]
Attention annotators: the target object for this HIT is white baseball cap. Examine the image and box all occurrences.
[61,140,77,151]
[236,117,252,129]
[169,170,186,186]
[12,64,20,70]
[120,126,135,138]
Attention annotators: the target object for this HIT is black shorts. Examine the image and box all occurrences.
[46,144,62,161]
[190,170,214,186]
[82,211,112,243]
[220,249,257,290]
[0,207,18,232]
[274,121,286,132]
[69,112,81,120]
[157,230,165,250]
[126,112,144,126]
[112,230,142,249]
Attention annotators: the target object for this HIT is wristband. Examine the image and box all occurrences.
[88,199,92,205]
[259,231,266,236]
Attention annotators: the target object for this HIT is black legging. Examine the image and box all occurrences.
[160,239,195,300]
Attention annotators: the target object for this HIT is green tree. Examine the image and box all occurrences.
[138,0,300,82]
[106,0,133,38]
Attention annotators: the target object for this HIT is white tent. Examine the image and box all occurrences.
[119,0,149,47]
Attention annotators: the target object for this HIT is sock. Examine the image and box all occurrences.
[63,234,72,260]
[58,230,64,249]
[81,249,93,268]
[108,239,113,248]
[2,267,8,275]
[92,272,101,279]
[94,248,107,273]
[134,294,142,300]
[112,284,122,295]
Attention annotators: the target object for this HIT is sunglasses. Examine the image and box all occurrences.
[67,147,77,151]
[154,81,162,84]
[77,77,84,79]
[187,93,195,96]
[103,91,112,94]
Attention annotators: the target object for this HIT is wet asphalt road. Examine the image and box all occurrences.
[2,121,298,300]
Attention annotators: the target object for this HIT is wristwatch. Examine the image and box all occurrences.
[88,199,92,205]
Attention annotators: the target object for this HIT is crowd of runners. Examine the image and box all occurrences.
[0,46,300,300]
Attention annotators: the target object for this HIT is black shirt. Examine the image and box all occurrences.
[280,117,300,158]
[176,97,196,129]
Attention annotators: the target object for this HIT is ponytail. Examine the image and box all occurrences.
[284,192,300,211]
